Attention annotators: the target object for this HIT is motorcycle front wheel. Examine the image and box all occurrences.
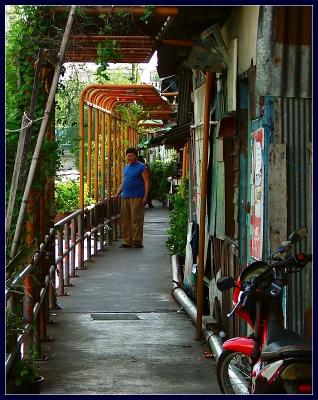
[217,350,252,394]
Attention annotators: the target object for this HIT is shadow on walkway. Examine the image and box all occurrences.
[39,202,221,394]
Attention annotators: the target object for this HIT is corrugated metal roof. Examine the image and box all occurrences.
[256,6,312,98]
[147,123,190,148]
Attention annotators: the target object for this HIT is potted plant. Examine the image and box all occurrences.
[6,343,44,394]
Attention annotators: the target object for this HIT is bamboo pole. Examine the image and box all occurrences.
[196,71,213,340]
[6,49,46,242]
[10,5,76,258]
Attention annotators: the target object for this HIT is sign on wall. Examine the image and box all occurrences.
[250,128,264,260]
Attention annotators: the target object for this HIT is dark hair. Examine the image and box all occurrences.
[137,155,145,163]
[125,147,138,156]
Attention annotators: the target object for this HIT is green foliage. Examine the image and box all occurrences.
[96,40,123,81]
[105,66,139,84]
[6,6,64,252]
[148,160,175,202]
[6,243,38,276]
[139,6,154,22]
[5,305,25,355]
[166,176,189,257]
[116,103,147,135]
[8,343,39,386]
[55,65,87,166]
[55,180,94,213]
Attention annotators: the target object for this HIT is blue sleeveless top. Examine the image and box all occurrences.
[122,161,145,198]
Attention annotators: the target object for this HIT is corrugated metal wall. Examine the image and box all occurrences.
[256,6,312,99]
[274,97,312,335]
[177,67,193,125]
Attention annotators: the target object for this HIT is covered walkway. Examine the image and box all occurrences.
[38,204,220,394]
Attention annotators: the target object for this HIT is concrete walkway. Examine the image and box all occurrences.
[39,203,221,394]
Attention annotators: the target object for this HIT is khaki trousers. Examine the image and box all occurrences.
[120,198,145,246]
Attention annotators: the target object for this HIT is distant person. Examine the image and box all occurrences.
[138,156,154,208]
[115,148,150,248]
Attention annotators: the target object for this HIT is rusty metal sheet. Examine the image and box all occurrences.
[256,6,312,98]
[268,144,287,251]
[274,96,312,336]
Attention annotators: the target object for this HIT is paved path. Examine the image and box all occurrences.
[39,203,221,394]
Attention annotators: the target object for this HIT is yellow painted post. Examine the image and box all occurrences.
[94,108,99,203]
[112,117,117,194]
[79,91,85,209]
[87,105,92,197]
[101,111,106,199]
[107,114,112,197]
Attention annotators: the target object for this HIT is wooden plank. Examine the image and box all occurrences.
[215,161,225,238]
[269,143,287,251]
[227,38,237,112]
[248,65,256,119]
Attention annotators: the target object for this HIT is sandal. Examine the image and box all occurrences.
[133,244,144,248]
[119,243,131,248]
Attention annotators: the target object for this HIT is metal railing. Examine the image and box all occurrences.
[5,196,121,377]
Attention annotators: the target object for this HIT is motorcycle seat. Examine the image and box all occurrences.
[261,329,311,360]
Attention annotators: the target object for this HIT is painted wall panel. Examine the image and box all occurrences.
[268,144,287,251]
[221,6,259,75]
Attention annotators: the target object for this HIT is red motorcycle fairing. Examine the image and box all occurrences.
[223,337,255,357]
[232,279,254,329]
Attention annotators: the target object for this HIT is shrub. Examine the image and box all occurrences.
[166,175,189,257]
[148,160,175,202]
[55,180,93,213]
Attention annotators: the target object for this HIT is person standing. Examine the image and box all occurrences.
[115,148,150,248]
[137,156,154,208]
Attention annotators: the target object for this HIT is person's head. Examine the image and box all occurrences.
[125,147,138,164]
[137,155,145,164]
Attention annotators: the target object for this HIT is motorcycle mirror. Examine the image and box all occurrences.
[217,276,236,291]
[288,226,308,244]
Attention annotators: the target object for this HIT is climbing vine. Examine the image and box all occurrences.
[5,6,66,250]
[116,103,147,134]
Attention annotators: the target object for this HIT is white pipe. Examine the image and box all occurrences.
[190,121,218,129]
[171,255,224,360]
[171,256,250,393]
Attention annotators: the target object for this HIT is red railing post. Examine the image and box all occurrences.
[70,218,76,277]
[77,211,85,270]
[57,229,65,295]
[64,223,71,287]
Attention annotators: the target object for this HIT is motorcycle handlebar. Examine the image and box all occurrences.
[272,254,312,269]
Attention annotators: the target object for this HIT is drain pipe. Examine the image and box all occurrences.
[172,256,250,393]
[171,255,224,360]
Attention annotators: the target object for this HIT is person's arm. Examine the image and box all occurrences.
[142,167,150,206]
[115,173,124,197]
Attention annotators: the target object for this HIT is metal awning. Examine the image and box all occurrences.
[49,6,179,64]
[147,123,190,149]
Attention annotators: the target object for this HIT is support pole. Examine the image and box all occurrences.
[107,114,112,197]
[10,5,77,258]
[94,108,99,202]
[196,71,213,340]
[87,105,92,197]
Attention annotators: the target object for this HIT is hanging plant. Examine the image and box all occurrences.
[95,40,123,81]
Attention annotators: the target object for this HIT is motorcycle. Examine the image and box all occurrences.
[216,227,312,394]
